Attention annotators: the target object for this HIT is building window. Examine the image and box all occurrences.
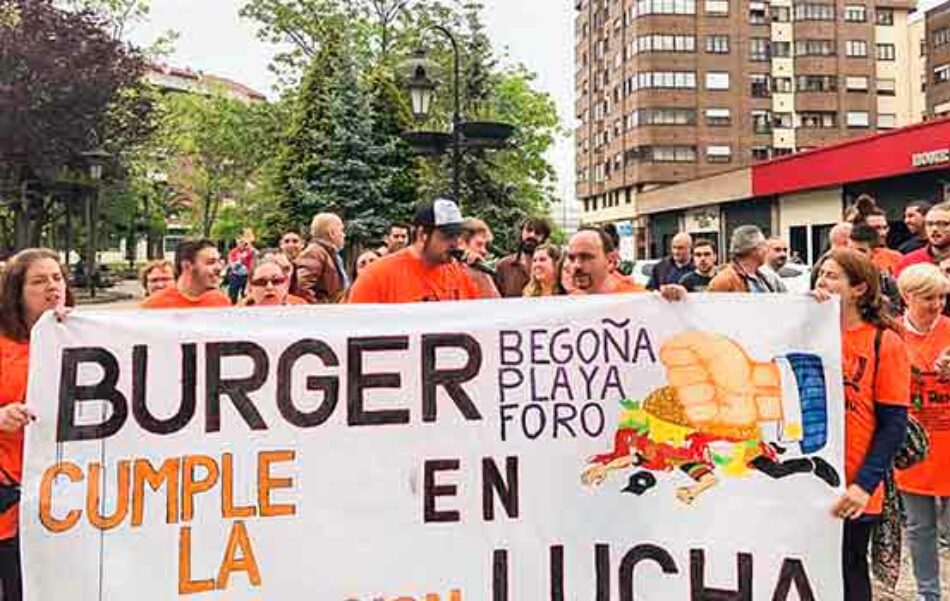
[751,146,772,161]
[770,5,790,21]
[846,40,868,57]
[799,111,837,128]
[630,107,697,126]
[845,76,869,91]
[628,71,697,91]
[772,41,791,58]
[935,64,950,84]
[774,147,795,157]
[794,3,835,20]
[705,107,732,126]
[749,1,767,23]
[843,5,866,21]
[750,38,771,61]
[876,43,895,61]
[773,77,793,92]
[875,7,893,25]
[630,0,696,17]
[876,78,896,95]
[705,0,729,14]
[628,146,698,162]
[773,113,794,128]
[706,71,731,90]
[707,145,732,163]
[750,74,771,97]
[846,111,870,128]
[632,34,697,54]
[878,114,897,129]
[706,35,730,54]
[795,39,835,56]
[752,110,772,133]
[796,75,837,92]
[934,28,950,48]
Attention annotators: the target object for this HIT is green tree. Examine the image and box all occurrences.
[159,91,279,238]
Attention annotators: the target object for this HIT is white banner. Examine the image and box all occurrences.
[22,295,845,600]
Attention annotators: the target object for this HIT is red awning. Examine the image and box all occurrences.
[752,118,950,197]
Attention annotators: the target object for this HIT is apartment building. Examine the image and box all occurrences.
[575,0,918,231]
[925,1,950,116]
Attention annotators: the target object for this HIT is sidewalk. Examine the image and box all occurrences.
[875,547,950,599]
[74,278,142,309]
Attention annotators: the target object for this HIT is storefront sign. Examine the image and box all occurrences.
[685,206,720,233]
[912,148,950,168]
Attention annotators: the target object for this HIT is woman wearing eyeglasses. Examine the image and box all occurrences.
[244,260,305,307]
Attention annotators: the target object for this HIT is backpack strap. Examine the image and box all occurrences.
[872,326,883,403]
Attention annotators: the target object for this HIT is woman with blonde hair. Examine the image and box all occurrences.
[894,263,950,601]
[524,244,564,297]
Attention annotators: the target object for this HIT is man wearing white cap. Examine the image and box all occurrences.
[348,198,482,303]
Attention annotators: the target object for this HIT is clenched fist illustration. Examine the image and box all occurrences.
[657,331,785,440]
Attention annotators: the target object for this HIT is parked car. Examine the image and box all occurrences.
[631,260,660,288]
[777,264,812,294]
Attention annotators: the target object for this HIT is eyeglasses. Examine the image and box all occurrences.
[926,220,950,229]
[251,276,288,287]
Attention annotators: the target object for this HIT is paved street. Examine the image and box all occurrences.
[877,547,950,599]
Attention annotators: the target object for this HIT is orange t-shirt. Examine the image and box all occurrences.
[606,274,647,294]
[140,286,231,309]
[896,316,950,496]
[0,335,29,540]
[285,294,308,305]
[871,248,903,277]
[842,323,910,515]
[347,249,482,303]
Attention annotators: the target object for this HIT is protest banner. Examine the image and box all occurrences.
[21,295,845,600]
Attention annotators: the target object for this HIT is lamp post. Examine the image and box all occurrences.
[403,30,515,208]
[81,148,110,298]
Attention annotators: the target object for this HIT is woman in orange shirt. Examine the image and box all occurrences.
[895,263,950,601]
[815,248,911,601]
[0,249,73,601]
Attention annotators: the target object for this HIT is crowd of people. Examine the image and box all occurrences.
[0,194,948,599]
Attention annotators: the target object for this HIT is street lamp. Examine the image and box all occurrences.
[406,51,437,120]
[80,148,110,299]
[401,26,515,206]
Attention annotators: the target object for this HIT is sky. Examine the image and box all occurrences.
[128,0,577,221]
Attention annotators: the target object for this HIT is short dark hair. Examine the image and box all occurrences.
[522,217,552,241]
[602,223,621,252]
[174,239,218,278]
[907,200,933,216]
[694,239,717,254]
[575,225,615,254]
[389,222,411,234]
[850,224,880,248]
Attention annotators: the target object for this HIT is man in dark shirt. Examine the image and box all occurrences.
[647,232,694,290]
[679,239,718,292]
[494,217,551,297]
[898,200,933,254]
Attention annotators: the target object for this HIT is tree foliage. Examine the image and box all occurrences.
[242,0,560,253]
[158,91,281,238]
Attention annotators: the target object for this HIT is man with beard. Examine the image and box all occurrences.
[377,222,410,256]
[141,239,231,309]
[899,201,933,254]
[679,240,718,292]
[348,199,481,303]
[494,217,551,297]
[567,227,645,295]
[899,203,950,277]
